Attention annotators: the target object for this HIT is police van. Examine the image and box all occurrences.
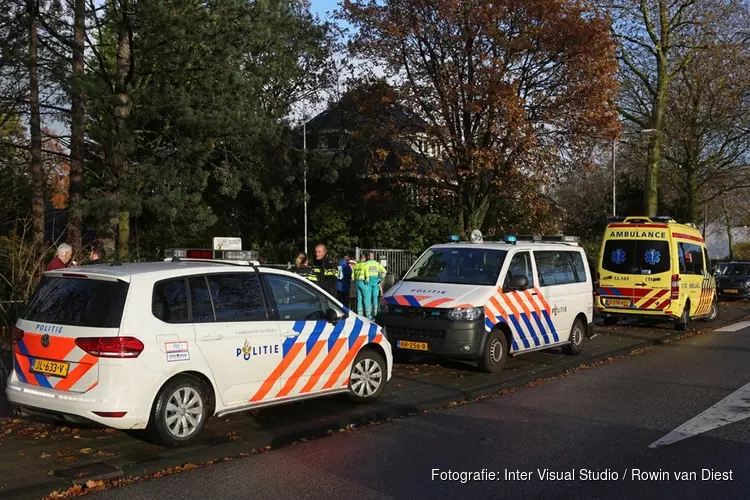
[596,216,718,330]
[376,231,594,373]
[7,249,392,447]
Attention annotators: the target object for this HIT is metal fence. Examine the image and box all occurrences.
[355,247,418,290]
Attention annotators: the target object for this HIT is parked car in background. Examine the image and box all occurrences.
[716,261,750,300]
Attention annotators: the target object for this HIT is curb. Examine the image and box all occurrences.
[3,315,749,499]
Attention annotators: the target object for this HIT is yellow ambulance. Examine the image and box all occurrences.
[595,216,718,330]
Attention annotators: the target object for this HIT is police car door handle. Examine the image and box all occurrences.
[201,334,223,341]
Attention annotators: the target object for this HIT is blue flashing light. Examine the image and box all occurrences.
[504,235,517,244]
[449,235,461,242]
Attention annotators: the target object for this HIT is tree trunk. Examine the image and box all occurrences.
[112,0,133,260]
[68,0,85,253]
[645,51,667,217]
[27,0,44,244]
[724,199,734,260]
[686,167,697,224]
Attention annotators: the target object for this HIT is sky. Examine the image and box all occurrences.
[309,0,341,22]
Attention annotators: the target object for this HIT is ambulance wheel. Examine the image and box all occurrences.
[563,318,585,355]
[478,330,507,373]
[675,304,690,331]
[704,298,719,321]
[147,375,210,447]
[347,348,386,404]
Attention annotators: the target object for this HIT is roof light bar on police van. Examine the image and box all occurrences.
[164,248,259,261]
[512,235,580,246]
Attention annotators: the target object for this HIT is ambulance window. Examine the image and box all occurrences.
[602,240,636,274]
[602,240,670,275]
[152,278,190,324]
[188,276,216,323]
[505,252,534,288]
[204,273,267,322]
[678,243,704,275]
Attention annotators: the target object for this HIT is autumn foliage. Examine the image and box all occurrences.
[342,0,620,235]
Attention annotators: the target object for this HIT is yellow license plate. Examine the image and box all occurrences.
[31,358,70,377]
[398,340,428,351]
[604,298,630,307]
[724,289,738,294]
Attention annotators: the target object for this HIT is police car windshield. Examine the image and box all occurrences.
[403,247,507,286]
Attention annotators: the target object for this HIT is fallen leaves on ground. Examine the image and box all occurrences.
[226,431,239,441]
[94,450,116,457]
[40,452,51,459]
[78,447,93,454]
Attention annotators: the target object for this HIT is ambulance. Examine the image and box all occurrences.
[595,216,718,330]
[377,231,594,373]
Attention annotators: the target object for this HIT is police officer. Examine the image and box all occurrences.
[291,253,316,282]
[311,244,338,295]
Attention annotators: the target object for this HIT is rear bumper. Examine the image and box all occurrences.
[377,313,486,359]
[5,370,151,430]
[717,288,750,299]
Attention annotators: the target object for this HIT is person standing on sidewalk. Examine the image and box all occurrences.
[311,244,338,296]
[336,252,353,306]
[353,254,369,316]
[364,251,387,319]
[46,243,75,271]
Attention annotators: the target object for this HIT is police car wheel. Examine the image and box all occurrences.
[478,330,507,373]
[347,348,386,403]
[563,318,585,355]
[148,376,210,447]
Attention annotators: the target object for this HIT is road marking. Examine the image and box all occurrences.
[648,381,750,448]
[714,321,750,332]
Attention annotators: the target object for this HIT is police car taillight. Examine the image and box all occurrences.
[11,326,24,343]
[75,337,144,358]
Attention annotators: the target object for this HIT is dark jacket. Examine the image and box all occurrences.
[311,255,338,295]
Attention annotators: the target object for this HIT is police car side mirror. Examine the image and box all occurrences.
[326,308,342,323]
[506,275,529,291]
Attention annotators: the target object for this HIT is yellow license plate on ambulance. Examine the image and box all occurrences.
[604,298,631,307]
[398,340,428,351]
[31,359,70,377]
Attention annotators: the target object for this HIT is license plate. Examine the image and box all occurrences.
[604,298,630,307]
[724,289,739,294]
[397,340,428,351]
[31,358,70,377]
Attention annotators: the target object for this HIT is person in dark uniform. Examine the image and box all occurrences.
[311,244,338,296]
[291,253,316,282]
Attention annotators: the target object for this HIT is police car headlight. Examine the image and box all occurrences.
[446,306,484,321]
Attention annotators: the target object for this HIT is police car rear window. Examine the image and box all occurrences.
[404,247,507,286]
[21,276,129,328]
[602,240,671,275]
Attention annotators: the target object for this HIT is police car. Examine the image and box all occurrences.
[7,249,392,447]
[377,231,594,373]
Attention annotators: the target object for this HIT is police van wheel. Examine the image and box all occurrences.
[478,330,507,374]
[347,348,386,404]
[147,376,210,447]
[563,318,585,355]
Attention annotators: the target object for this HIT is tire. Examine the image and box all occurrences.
[347,348,387,404]
[147,375,211,447]
[477,330,508,374]
[675,303,690,331]
[704,297,719,321]
[563,318,585,355]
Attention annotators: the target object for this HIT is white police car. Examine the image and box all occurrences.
[377,231,593,372]
[7,250,392,447]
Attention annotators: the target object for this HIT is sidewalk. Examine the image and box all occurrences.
[0,301,747,499]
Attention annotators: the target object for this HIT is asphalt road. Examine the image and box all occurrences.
[92,319,750,500]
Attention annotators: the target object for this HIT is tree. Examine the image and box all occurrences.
[341,0,619,236]
[610,0,727,216]
[27,0,44,243]
[67,0,85,251]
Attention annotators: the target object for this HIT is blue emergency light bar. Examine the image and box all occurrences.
[449,235,461,242]
[504,235,517,244]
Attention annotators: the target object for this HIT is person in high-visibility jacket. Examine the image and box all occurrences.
[364,251,387,319]
[352,254,369,316]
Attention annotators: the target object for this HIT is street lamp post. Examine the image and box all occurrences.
[611,128,657,217]
[303,112,308,256]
